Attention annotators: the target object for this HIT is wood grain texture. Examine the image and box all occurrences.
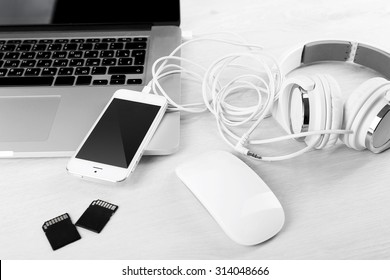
[1,0,390,259]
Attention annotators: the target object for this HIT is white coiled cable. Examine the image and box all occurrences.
[144,33,352,161]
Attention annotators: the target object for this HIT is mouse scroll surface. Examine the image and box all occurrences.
[176,150,285,246]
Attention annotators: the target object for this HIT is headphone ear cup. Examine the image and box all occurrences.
[304,75,327,148]
[323,74,344,147]
[342,77,389,149]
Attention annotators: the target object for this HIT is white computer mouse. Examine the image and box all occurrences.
[176,150,285,246]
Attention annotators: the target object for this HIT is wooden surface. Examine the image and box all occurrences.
[1,0,390,259]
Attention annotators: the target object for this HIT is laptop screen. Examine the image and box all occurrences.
[0,0,180,28]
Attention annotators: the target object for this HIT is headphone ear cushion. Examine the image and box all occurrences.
[323,75,344,147]
[304,75,327,148]
[342,77,388,148]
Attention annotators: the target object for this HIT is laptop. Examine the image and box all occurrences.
[0,0,181,158]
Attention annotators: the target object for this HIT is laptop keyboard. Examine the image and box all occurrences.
[0,37,147,86]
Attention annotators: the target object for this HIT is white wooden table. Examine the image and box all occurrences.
[1,0,390,259]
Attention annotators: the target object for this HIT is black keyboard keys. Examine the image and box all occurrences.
[58,68,74,76]
[110,74,126,85]
[25,68,41,76]
[91,67,107,75]
[54,76,75,86]
[132,50,146,65]
[0,36,147,87]
[108,66,143,74]
[76,75,92,85]
[75,67,90,75]
[42,68,58,76]
[0,76,54,86]
[8,68,24,76]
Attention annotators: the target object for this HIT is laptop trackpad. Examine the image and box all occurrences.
[0,95,60,142]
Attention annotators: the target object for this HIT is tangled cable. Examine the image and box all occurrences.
[145,33,351,161]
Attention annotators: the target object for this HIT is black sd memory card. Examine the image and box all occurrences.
[76,199,118,233]
[42,213,81,250]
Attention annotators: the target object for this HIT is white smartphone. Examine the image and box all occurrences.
[67,89,168,183]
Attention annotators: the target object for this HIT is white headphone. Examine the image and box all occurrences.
[273,40,390,155]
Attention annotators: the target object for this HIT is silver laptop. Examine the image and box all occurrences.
[0,0,181,158]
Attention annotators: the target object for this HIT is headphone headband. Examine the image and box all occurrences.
[281,40,390,79]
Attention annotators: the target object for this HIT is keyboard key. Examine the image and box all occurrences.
[134,56,145,65]
[48,44,63,51]
[100,50,114,58]
[8,68,24,76]
[93,79,108,85]
[109,43,124,50]
[0,52,4,59]
[87,38,101,43]
[116,50,130,57]
[0,69,8,76]
[86,59,100,66]
[0,61,3,67]
[39,39,53,44]
[5,52,20,59]
[79,43,93,50]
[75,67,90,75]
[25,68,41,76]
[118,58,133,65]
[108,66,143,74]
[1,45,16,51]
[71,39,85,43]
[110,74,126,85]
[127,79,143,84]
[36,52,51,59]
[55,39,69,43]
[68,51,83,58]
[53,59,69,67]
[110,79,125,85]
[132,50,146,57]
[7,40,22,44]
[16,44,32,51]
[20,52,36,59]
[94,43,108,50]
[76,75,92,85]
[0,76,54,86]
[37,59,52,67]
[125,42,147,49]
[21,60,36,67]
[133,37,148,41]
[23,40,38,44]
[102,58,116,66]
[32,44,47,51]
[84,51,99,58]
[111,74,126,80]
[118,38,132,42]
[63,43,78,50]
[69,59,84,66]
[102,38,116,42]
[132,50,146,65]
[91,66,107,75]
[58,67,74,75]
[52,51,67,58]
[41,68,57,76]
[54,76,75,86]
[4,60,20,67]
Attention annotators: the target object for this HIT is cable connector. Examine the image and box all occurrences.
[234,143,249,156]
[181,30,193,42]
[247,151,262,160]
[142,85,152,94]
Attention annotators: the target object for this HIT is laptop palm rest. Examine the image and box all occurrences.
[0,95,60,142]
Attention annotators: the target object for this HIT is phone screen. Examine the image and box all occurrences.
[76,98,161,168]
